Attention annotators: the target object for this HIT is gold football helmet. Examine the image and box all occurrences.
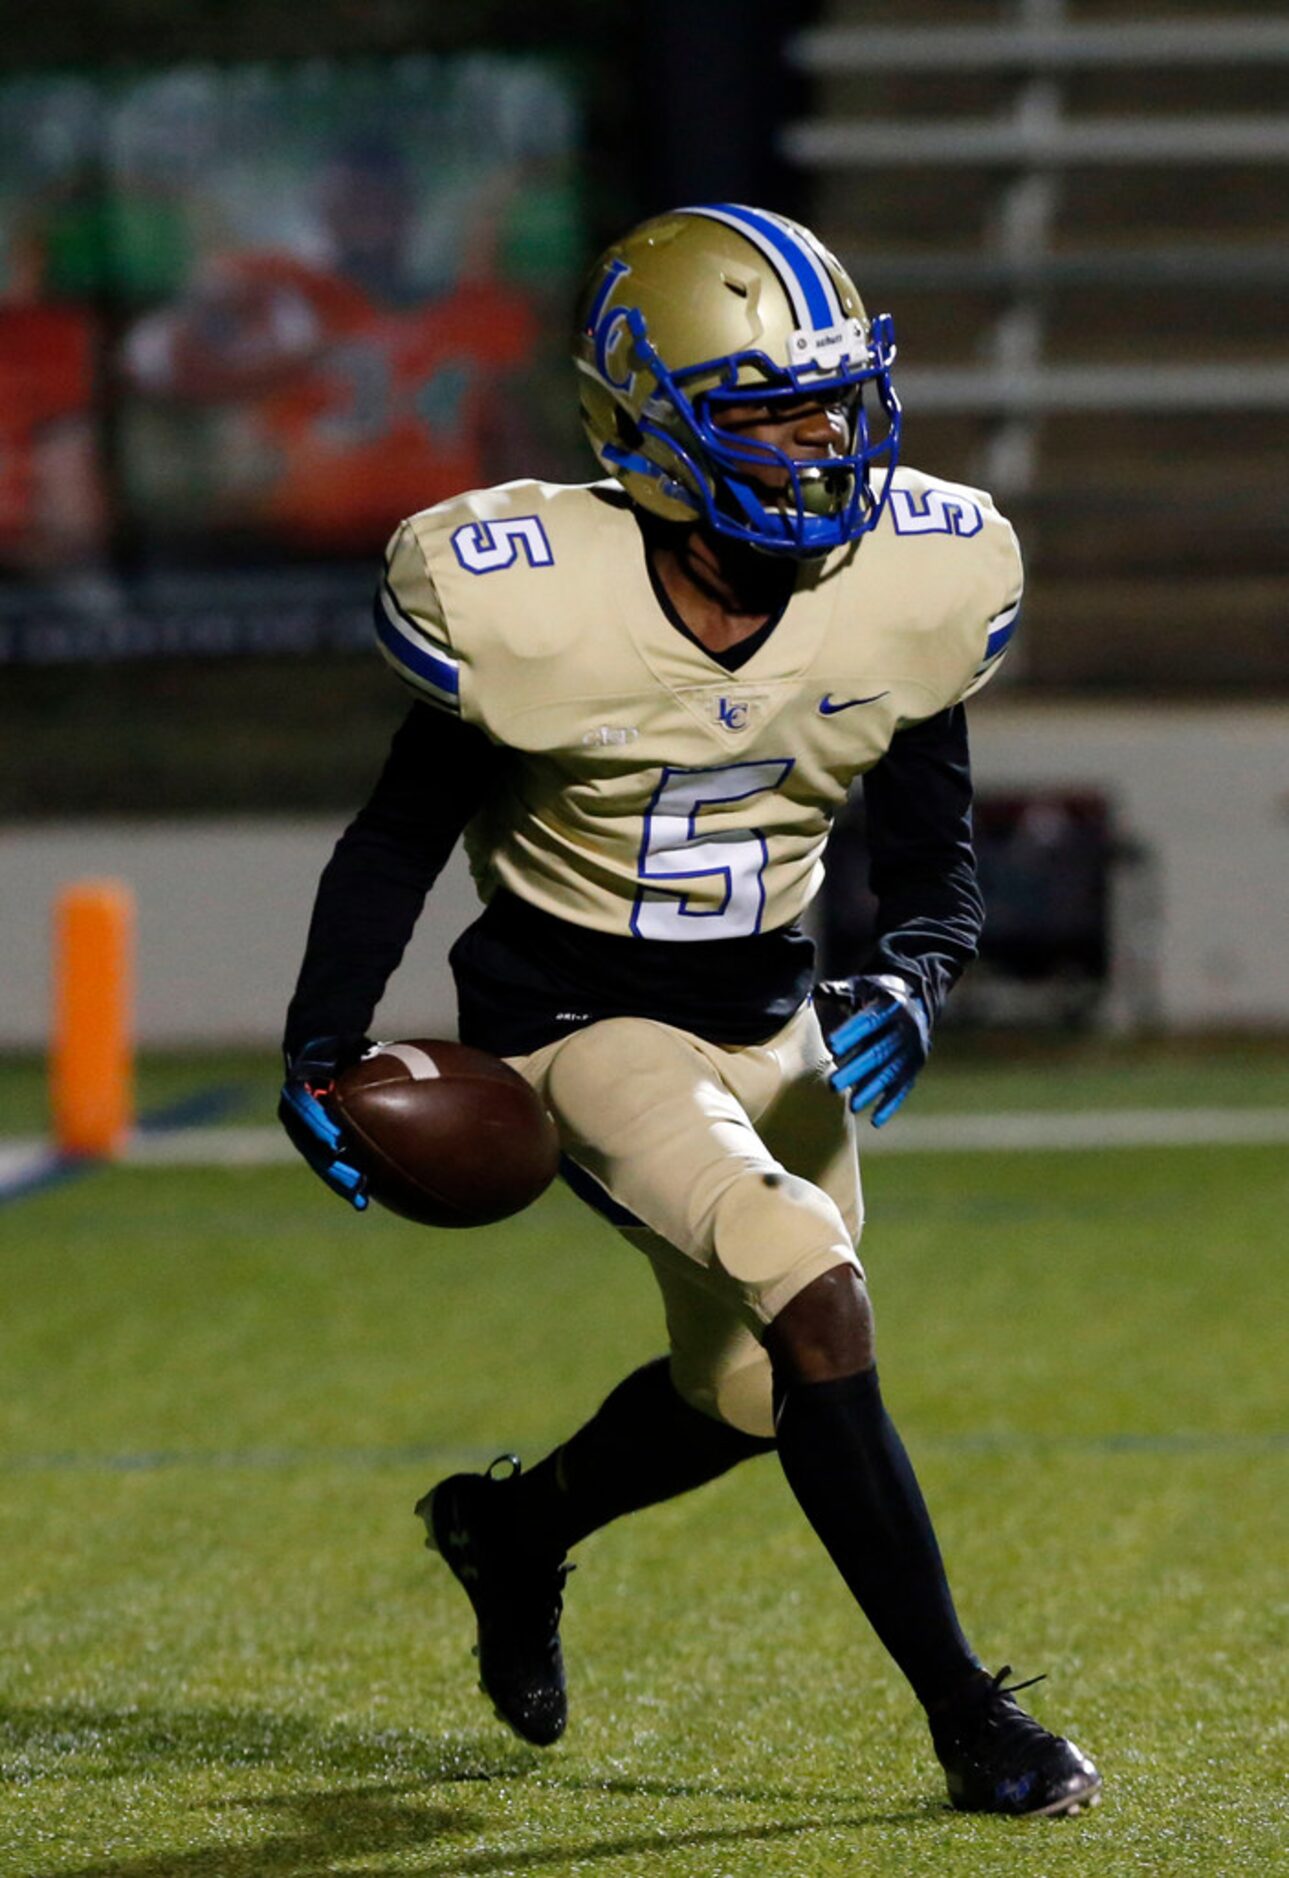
[573,204,900,556]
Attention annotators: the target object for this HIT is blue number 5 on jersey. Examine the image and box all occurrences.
[889,485,983,538]
[632,760,794,940]
[451,516,555,574]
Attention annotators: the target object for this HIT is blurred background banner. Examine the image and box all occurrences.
[0,55,582,651]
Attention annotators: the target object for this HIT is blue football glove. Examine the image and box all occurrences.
[817,974,932,1128]
[278,1035,370,1210]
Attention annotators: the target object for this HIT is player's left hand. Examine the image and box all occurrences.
[817,974,932,1127]
[278,1035,371,1210]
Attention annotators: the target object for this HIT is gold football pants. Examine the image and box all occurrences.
[510,1002,863,1439]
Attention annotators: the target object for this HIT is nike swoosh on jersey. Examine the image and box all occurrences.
[818,691,890,714]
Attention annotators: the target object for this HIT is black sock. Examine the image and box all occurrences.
[511,1357,774,1556]
[774,1365,980,1709]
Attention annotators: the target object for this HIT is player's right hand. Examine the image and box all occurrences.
[817,975,931,1128]
[278,1036,370,1210]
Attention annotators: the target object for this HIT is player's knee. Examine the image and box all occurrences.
[764,1263,875,1384]
[709,1165,861,1318]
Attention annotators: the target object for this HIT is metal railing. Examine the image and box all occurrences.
[784,116,1289,168]
[895,362,1289,416]
[788,18,1289,73]
[782,5,1289,472]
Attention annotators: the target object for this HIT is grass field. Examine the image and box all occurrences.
[2,1050,1287,1876]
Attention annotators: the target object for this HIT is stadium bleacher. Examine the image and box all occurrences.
[783,0,1289,691]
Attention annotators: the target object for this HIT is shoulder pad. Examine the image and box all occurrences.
[879,465,1023,706]
[374,520,462,714]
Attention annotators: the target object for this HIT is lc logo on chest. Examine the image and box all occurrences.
[711,693,771,734]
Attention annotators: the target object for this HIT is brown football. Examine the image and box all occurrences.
[331,1039,560,1228]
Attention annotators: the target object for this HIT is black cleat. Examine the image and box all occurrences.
[415,1455,572,1747]
[931,1667,1102,1817]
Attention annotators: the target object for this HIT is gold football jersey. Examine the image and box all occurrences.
[375,470,1021,941]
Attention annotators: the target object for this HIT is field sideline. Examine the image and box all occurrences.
[1,1048,1286,1876]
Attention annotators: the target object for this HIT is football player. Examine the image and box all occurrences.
[280,204,1101,1817]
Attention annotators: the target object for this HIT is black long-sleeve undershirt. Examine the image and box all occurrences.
[283,699,985,1061]
[282,703,500,1060]
[859,703,984,1023]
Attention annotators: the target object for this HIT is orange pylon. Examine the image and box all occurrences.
[50,879,135,1157]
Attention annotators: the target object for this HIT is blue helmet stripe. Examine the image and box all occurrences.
[695,203,841,330]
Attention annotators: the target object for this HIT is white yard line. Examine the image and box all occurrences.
[861,1107,1289,1153]
[4,1108,1289,1185]
[128,1125,298,1166]
[0,1140,58,1184]
[28,1108,1289,1168]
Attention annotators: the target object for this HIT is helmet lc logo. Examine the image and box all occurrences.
[583,258,638,394]
[583,256,630,335]
[595,307,637,394]
[573,204,901,559]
